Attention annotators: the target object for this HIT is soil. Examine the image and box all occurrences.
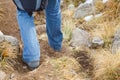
[0,0,20,40]
[73,51,94,76]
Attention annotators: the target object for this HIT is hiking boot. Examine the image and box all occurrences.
[24,61,40,70]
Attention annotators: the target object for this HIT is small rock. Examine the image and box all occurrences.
[23,66,27,69]
[0,31,4,35]
[68,4,75,10]
[94,13,103,18]
[84,15,94,21]
[0,71,6,80]
[0,35,4,42]
[10,73,15,79]
[74,0,96,19]
[84,13,103,21]
[38,33,47,41]
[1,35,20,57]
[91,37,104,48]
[70,28,91,47]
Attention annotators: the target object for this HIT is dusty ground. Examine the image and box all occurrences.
[0,0,20,40]
[0,1,93,80]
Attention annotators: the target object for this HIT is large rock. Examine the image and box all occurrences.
[74,0,96,19]
[0,71,6,80]
[4,35,19,46]
[70,28,91,47]
[73,0,107,19]
[112,27,120,53]
[0,34,19,58]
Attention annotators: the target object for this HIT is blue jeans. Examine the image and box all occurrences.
[17,0,63,63]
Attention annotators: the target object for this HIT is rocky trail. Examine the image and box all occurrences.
[0,1,93,80]
[1,0,120,80]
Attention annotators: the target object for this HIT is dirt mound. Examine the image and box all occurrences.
[73,51,94,76]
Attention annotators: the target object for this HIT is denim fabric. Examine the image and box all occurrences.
[45,0,63,51]
[17,0,63,63]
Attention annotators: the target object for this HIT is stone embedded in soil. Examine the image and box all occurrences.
[68,4,75,10]
[0,35,4,42]
[70,28,91,48]
[84,13,103,21]
[74,1,96,19]
[23,66,27,69]
[0,31,4,35]
[10,73,15,79]
[38,33,47,41]
[0,35,20,58]
[4,35,19,46]
[91,37,104,48]
[112,27,120,53]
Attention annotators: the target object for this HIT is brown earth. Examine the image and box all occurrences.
[0,0,20,40]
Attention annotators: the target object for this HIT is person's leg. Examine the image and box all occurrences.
[45,0,63,51]
[17,10,40,63]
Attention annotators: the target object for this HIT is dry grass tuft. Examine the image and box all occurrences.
[62,10,75,41]
[63,0,83,7]
[0,41,18,63]
[95,0,105,12]
[48,56,87,80]
[91,21,118,48]
[92,49,120,80]
[79,0,120,48]
[0,5,5,20]
[98,0,120,20]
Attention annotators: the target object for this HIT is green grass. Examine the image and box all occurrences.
[62,17,75,41]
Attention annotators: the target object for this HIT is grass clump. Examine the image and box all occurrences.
[0,7,4,20]
[62,15,75,41]
[92,49,120,80]
[49,56,86,80]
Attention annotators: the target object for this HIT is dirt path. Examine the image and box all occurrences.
[1,40,94,80]
[1,39,72,80]
[0,0,20,40]
[0,1,94,80]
